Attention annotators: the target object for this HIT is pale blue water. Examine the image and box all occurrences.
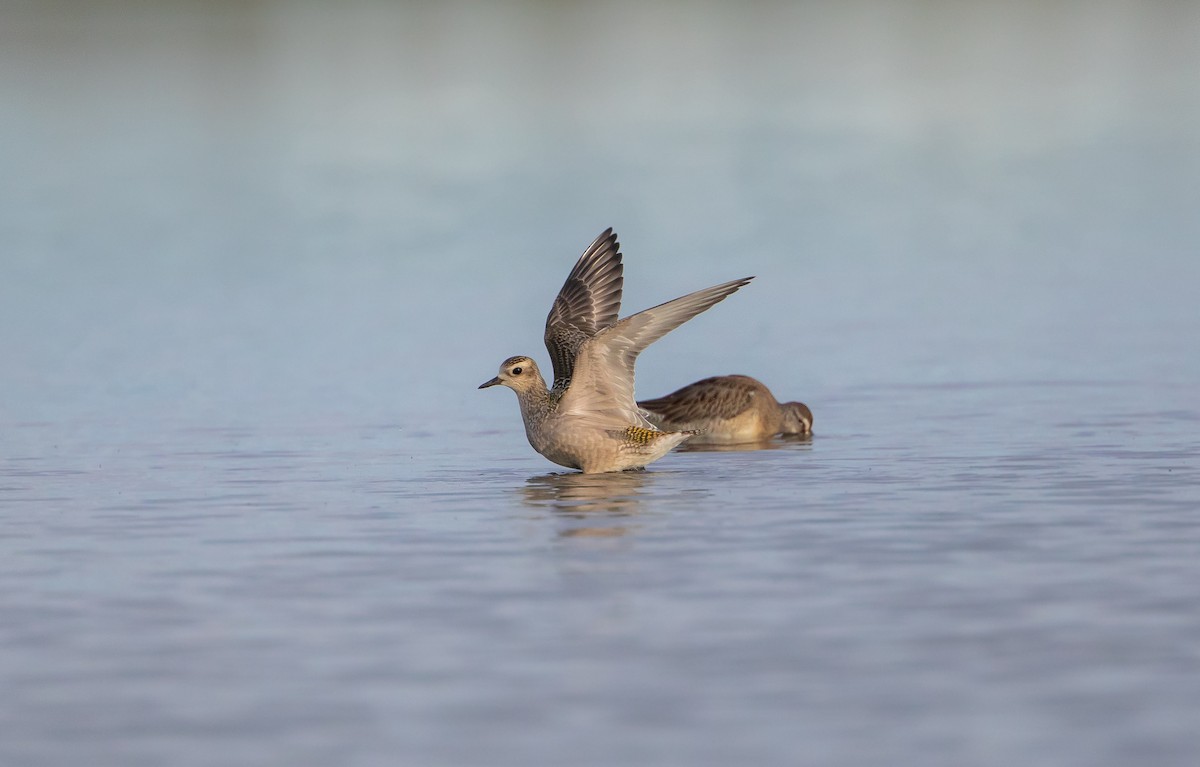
[3,2,1200,766]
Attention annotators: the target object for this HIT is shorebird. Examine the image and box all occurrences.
[479,228,753,473]
[639,375,812,443]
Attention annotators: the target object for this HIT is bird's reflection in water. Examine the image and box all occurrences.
[676,433,814,453]
[522,470,654,538]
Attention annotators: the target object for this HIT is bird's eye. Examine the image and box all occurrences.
[512,367,523,375]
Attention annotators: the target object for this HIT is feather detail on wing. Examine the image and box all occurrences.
[559,277,754,428]
[544,228,624,391]
[638,375,763,424]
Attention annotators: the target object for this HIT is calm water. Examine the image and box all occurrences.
[3,2,1200,766]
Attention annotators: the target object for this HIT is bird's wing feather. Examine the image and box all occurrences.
[559,277,754,427]
[638,376,759,423]
[543,228,624,390]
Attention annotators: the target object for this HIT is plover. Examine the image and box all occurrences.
[480,228,752,472]
[639,375,812,443]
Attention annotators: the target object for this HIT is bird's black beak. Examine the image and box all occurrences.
[478,377,501,389]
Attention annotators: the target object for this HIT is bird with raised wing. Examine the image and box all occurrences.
[479,228,753,473]
[638,375,812,444]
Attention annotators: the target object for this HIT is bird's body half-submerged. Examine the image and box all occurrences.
[639,374,813,444]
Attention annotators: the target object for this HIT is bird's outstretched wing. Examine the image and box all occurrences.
[544,228,624,391]
[560,277,754,427]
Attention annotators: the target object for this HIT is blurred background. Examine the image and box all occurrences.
[4,0,1197,429]
[3,2,1200,767]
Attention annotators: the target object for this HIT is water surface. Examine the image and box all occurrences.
[2,2,1199,766]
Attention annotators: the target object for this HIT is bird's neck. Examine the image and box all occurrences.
[514,381,555,420]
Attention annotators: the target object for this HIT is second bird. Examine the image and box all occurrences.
[639,375,813,444]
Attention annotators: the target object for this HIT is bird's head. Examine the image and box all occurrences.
[478,356,544,393]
